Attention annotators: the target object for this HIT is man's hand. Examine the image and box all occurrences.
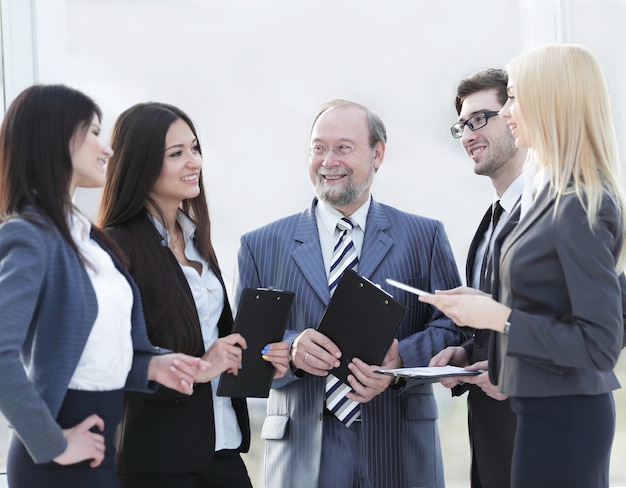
[429,345,470,388]
[346,339,400,403]
[289,329,341,376]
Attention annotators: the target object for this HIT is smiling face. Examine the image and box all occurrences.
[499,84,529,149]
[458,88,518,179]
[149,118,202,210]
[69,114,113,194]
[308,105,384,216]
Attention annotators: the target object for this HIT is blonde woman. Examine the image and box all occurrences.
[421,44,626,487]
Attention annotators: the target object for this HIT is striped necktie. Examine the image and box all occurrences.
[325,217,361,427]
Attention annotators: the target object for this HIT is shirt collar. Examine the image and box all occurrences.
[495,173,524,214]
[316,196,370,236]
[67,209,92,242]
[148,209,197,247]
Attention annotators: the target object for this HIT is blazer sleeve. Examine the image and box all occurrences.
[397,220,469,367]
[506,196,623,371]
[0,220,67,463]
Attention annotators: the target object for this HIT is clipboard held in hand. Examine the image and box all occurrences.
[316,269,408,385]
[217,287,294,398]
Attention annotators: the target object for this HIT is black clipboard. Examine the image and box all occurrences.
[217,288,294,398]
[316,269,408,385]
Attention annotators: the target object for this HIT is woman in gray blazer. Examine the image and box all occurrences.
[0,85,206,488]
[421,44,626,488]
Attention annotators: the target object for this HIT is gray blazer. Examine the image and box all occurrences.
[491,186,624,397]
[0,215,162,464]
[235,198,464,488]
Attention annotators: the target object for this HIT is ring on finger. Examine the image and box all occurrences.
[304,352,310,365]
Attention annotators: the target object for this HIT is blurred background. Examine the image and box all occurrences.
[1,0,625,486]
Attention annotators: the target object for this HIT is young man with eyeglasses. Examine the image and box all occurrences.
[429,68,527,488]
[234,98,465,488]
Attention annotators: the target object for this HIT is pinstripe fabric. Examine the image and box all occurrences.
[235,198,464,488]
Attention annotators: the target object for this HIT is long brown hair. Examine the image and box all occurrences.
[98,102,219,354]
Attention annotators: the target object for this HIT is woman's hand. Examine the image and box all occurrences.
[261,341,290,378]
[53,414,105,468]
[463,361,508,401]
[148,353,209,395]
[195,333,248,383]
[419,291,511,331]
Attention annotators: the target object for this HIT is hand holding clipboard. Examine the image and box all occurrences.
[316,270,408,384]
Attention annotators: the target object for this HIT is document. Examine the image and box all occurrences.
[217,288,294,398]
[385,278,432,296]
[316,269,408,385]
[376,365,483,383]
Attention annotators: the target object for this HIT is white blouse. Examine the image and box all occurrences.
[67,210,134,391]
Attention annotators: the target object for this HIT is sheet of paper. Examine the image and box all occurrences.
[376,365,483,379]
[385,278,433,296]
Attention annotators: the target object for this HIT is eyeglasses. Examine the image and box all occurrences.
[450,111,500,139]
[308,143,368,159]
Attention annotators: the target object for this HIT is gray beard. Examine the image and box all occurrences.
[315,168,374,207]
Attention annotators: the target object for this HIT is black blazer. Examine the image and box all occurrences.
[107,213,250,474]
[455,205,517,488]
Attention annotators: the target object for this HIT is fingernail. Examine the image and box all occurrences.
[262,355,269,360]
[261,346,269,354]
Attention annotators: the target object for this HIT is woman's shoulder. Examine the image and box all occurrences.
[0,211,59,243]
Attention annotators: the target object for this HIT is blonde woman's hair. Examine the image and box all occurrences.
[507,44,626,270]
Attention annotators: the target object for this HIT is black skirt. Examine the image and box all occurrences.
[7,388,124,488]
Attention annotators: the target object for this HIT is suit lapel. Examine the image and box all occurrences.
[358,199,393,280]
[466,206,492,285]
[488,190,552,385]
[292,202,331,305]
[290,199,394,303]
[499,185,554,265]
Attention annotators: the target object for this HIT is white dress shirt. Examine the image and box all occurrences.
[470,175,524,289]
[67,210,134,391]
[315,197,370,277]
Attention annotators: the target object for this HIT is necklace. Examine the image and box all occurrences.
[169,233,183,254]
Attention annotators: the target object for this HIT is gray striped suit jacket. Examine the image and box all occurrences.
[235,198,464,488]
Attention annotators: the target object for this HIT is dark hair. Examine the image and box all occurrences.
[99,102,217,354]
[0,84,102,258]
[99,102,217,268]
[454,68,509,115]
[310,98,387,146]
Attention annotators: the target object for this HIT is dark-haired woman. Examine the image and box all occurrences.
[0,85,205,488]
[98,102,289,488]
